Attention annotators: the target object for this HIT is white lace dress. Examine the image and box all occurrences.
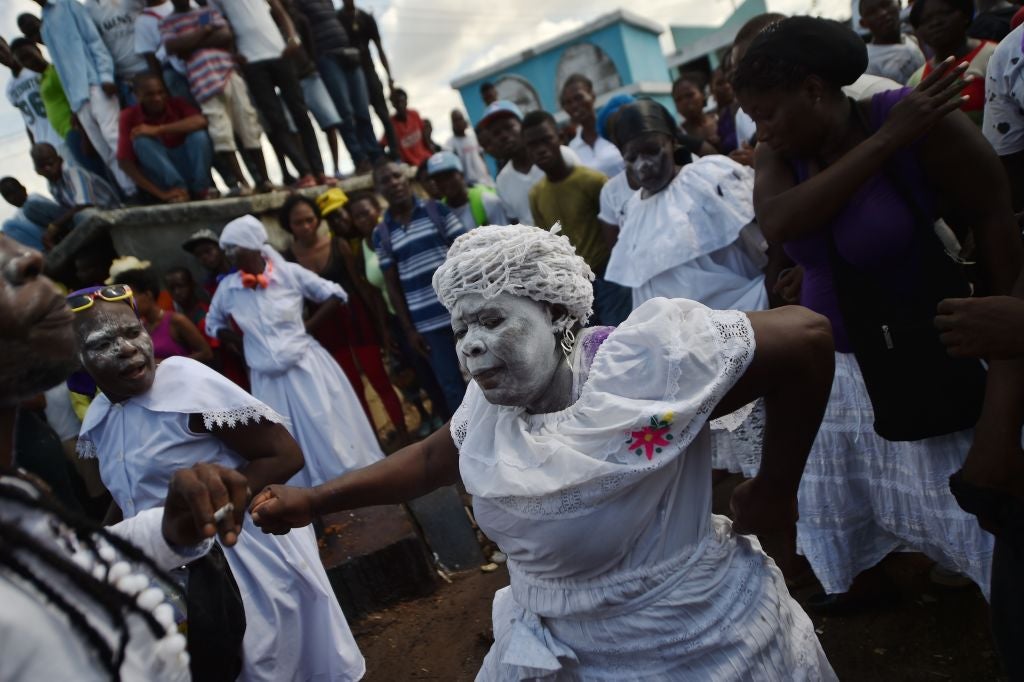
[453,298,835,681]
[79,357,366,682]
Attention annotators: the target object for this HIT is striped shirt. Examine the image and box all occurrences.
[375,199,467,333]
[50,165,121,210]
[159,8,235,103]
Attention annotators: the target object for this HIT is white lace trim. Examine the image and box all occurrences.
[200,404,285,431]
[77,438,99,460]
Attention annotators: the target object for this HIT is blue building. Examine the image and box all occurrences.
[665,0,769,78]
[450,10,674,128]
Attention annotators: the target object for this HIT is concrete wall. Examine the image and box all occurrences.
[45,176,377,287]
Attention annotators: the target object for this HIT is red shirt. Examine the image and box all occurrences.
[117,97,202,163]
[384,108,433,167]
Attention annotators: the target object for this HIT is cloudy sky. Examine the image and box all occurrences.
[0,0,849,223]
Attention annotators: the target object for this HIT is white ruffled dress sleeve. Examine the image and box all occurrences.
[454,297,755,501]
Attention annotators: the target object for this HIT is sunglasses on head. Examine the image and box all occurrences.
[67,284,138,314]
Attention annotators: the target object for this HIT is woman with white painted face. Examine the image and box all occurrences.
[251,224,839,680]
[606,100,772,479]
[70,284,367,681]
[206,214,385,488]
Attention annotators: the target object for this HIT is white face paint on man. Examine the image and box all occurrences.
[451,293,567,412]
[75,299,156,402]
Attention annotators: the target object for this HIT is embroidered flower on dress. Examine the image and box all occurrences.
[626,412,675,460]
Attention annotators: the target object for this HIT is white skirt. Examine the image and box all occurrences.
[478,517,836,681]
[796,352,993,596]
[250,342,384,487]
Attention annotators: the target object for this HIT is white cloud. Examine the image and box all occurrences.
[0,0,851,223]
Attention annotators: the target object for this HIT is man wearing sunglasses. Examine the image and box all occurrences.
[69,272,366,681]
[0,234,252,679]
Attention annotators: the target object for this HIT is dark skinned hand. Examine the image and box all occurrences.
[162,462,249,547]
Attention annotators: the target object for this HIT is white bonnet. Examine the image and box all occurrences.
[219,215,267,251]
[432,224,595,329]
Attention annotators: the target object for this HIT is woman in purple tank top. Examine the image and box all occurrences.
[733,16,1023,617]
[113,267,213,363]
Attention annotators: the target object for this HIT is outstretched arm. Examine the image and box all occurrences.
[250,422,459,533]
[712,305,835,534]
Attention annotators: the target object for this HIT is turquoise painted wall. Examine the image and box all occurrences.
[456,19,668,127]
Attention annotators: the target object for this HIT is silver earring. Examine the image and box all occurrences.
[560,327,577,361]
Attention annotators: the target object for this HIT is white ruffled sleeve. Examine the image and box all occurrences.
[456,297,756,500]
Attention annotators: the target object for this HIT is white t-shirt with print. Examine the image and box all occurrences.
[5,70,64,149]
[983,23,1024,156]
[86,0,147,77]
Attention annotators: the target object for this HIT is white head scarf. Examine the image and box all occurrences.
[432,224,595,329]
[219,215,268,251]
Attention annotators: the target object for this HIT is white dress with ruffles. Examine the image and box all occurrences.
[796,353,994,596]
[453,298,835,681]
[79,357,366,682]
[205,247,384,487]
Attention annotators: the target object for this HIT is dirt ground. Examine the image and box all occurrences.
[349,473,1004,682]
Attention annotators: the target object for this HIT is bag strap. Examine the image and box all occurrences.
[371,220,393,262]
[422,199,451,245]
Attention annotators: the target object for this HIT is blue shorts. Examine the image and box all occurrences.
[301,73,342,130]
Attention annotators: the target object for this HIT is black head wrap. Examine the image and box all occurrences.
[733,16,868,93]
[613,99,695,166]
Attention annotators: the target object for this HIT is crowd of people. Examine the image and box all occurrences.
[3,1,1024,680]
[0,0,473,251]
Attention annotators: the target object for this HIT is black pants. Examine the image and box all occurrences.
[241,58,323,176]
[363,65,400,160]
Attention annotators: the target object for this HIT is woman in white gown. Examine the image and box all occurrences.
[251,224,839,680]
[206,215,384,487]
[606,100,769,478]
[73,291,365,681]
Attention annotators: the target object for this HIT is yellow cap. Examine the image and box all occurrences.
[317,187,349,216]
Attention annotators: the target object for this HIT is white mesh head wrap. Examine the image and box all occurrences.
[432,224,595,329]
[219,215,267,251]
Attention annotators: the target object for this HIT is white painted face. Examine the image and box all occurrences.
[451,293,565,411]
[75,299,156,401]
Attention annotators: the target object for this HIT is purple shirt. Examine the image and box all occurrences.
[784,88,933,352]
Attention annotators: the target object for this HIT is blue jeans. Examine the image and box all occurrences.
[420,326,467,418]
[133,130,213,196]
[315,54,382,166]
[592,275,633,327]
[1,217,45,251]
[65,128,113,180]
[22,195,64,227]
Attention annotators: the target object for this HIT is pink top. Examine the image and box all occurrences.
[150,312,188,360]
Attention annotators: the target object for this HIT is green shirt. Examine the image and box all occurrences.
[39,65,73,139]
[529,165,610,272]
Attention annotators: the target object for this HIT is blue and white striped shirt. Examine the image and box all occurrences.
[50,165,121,210]
[375,199,466,333]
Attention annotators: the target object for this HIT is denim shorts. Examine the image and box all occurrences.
[301,73,342,130]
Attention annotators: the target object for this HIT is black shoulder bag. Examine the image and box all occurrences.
[825,101,987,442]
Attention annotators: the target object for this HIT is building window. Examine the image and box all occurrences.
[494,76,543,114]
[555,42,622,100]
